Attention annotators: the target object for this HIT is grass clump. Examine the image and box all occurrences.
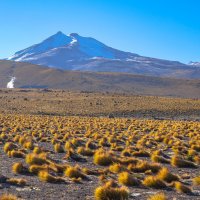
[7,150,25,158]
[4,142,17,153]
[7,178,27,186]
[25,153,48,165]
[38,171,64,183]
[142,176,167,189]
[77,147,94,156]
[12,162,26,174]
[157,167,179,183]
[174,182,192,194]
[130,161,161,173]
[109,163,124,174]
[0,194,19,200]
[29,164,48,174]
[54,143,64,153]
[71,177,82,183]
[94,151,114,166]
[33,147,43,154]
[171,156,197,168]
[151,155,170,164]
[118,172,140,187]
[65,166,87,179]
[147,193,167,200]
[193,176,200,186]
[95,185,129,200]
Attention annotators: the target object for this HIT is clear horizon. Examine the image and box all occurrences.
[0,0,200,63]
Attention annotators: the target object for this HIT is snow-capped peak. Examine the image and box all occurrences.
[7,31,142,68]
[8,31,120,61]
[8,31,73,61]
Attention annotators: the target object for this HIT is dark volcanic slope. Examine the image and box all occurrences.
[0,60,200,98]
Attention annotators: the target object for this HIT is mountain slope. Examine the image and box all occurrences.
[1,60,200,98]
[189,61,200,67]
[7,32,200,79]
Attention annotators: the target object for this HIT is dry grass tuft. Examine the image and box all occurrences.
[157,167,179,183]
[12,162,26,174]
[118,172,140,187]
[0,194,19,200]
[54,143,64,153]
[26,153,49,165]
[38,171,65,183]
[94,151,114,166]
[65,166,87,179]
[147,193,167,200]
[4,142,17,153]
[142,176,167,189]
[171,156,197,168]
[193,176,200,186]
[77,147,94,156]
[94,184,129,200]
[7,178,27,186]
[174,182,192,194]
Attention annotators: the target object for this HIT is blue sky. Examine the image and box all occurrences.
[0,0,199,63]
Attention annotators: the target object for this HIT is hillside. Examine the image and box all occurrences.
[0,60,200,98]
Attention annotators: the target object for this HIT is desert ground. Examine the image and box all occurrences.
[0,89,200,200]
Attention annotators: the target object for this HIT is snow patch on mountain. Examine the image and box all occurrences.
[7,31,194,77]
[8,31,73,61]
[189,61,200,67]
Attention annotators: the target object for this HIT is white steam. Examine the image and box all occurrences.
[7,77,16,89]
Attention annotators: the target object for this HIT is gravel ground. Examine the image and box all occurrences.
[1,143,200,200]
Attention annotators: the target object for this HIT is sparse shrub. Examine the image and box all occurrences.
[25,153,48,165]
[65,166,87,179]
[8,150,25,158]
[38,171,64,183]
[94,185,129,200]
[12,162,26,174]
[7,178,27,186]
[0,194,19,200]
[157,167,179,183]
[29,165,48,174]
[77,147,94,156]
[18,136,26,145]
[118,172,140,186]
[171,156,197,168]
[71,177,82,183]
[174,182,192,193]
[33,147,42,154]
[4,142,17,153]
[130,161,161,173]
[23,141,34,150]
[120,157,138,165]
[65,149,86,162]
[151,155,170,164]
[147,193,167,200]
[142,176,167,189]
[109,163,124,174]
[54,143,64,153]
[94,151,114,166]
[193,176,200,186]
[86,140,97,149]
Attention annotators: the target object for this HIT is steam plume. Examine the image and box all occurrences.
[7,77,16,89]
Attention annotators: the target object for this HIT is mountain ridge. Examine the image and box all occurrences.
[7,31,200,79]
